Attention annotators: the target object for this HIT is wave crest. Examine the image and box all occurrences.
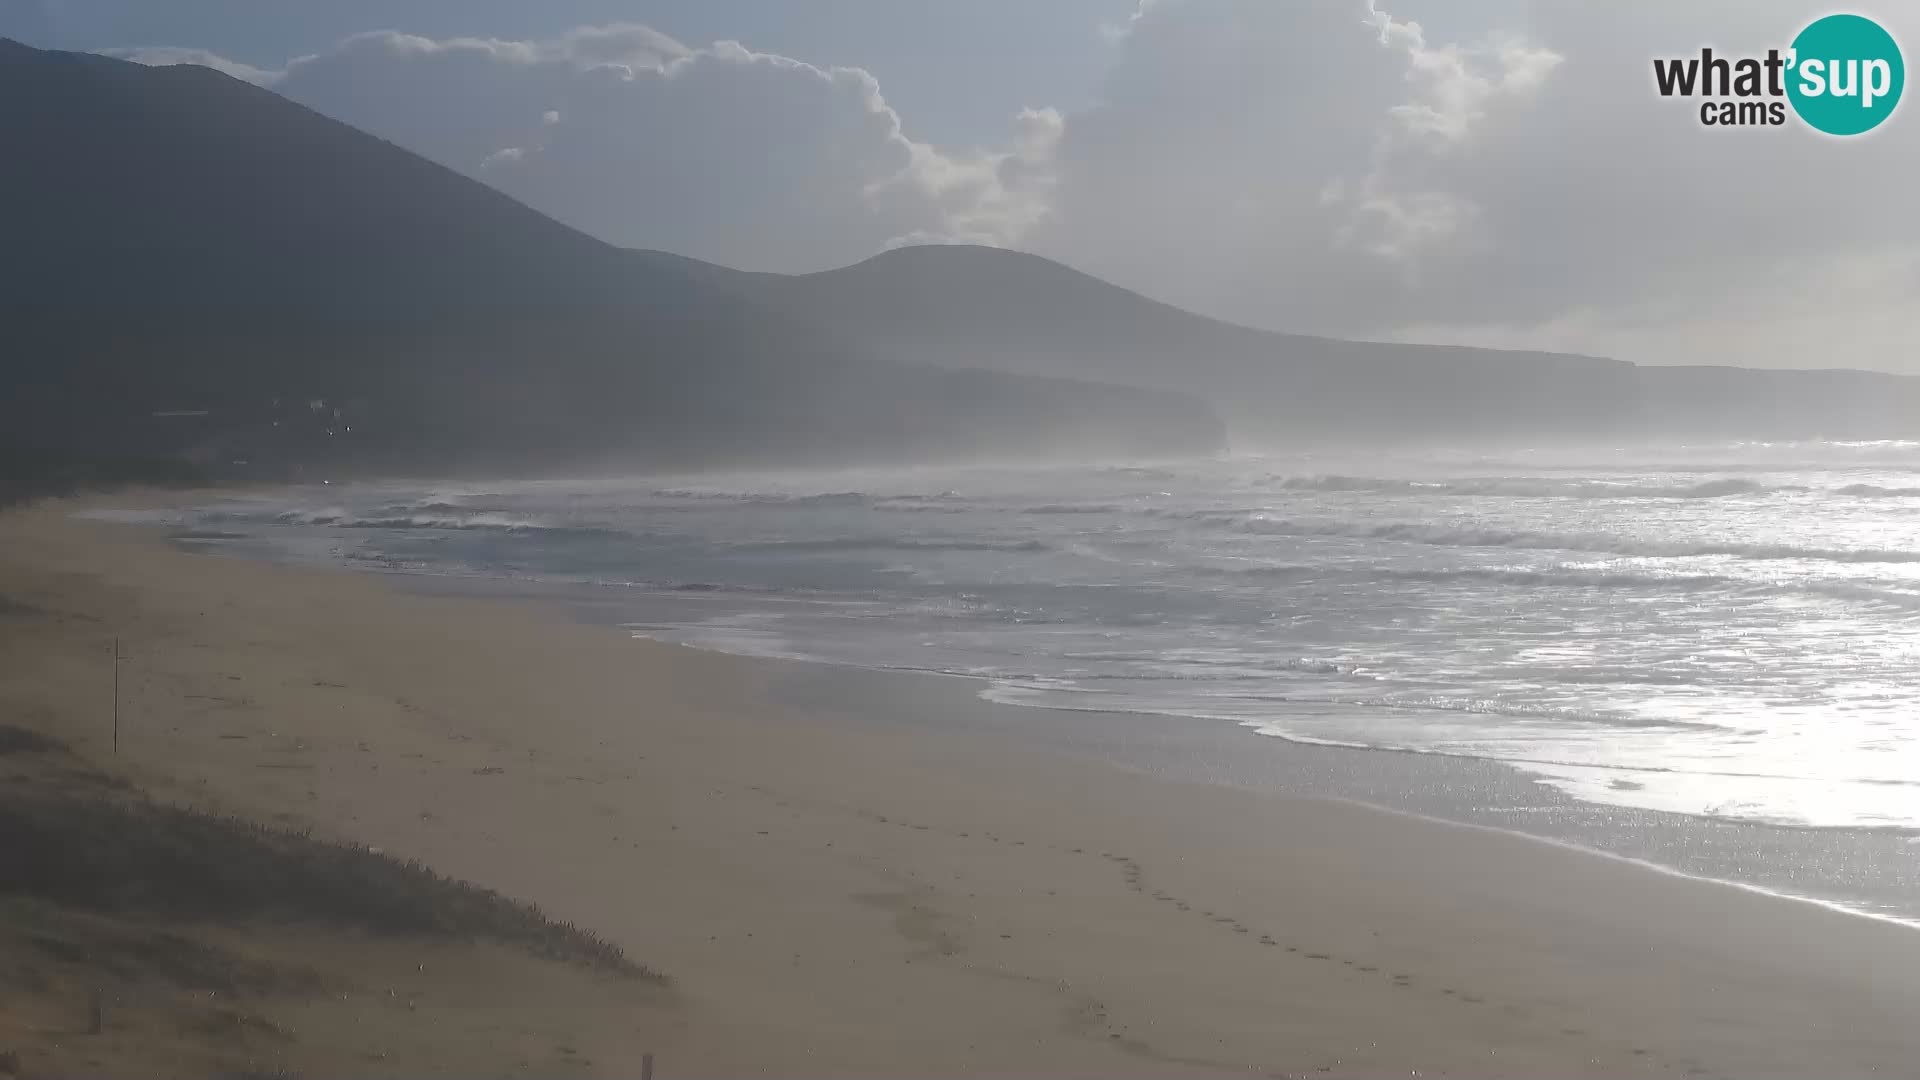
[732,537,1051,554]
[1173,512,1920,563]
[269,508,582,533]
[1271,475,1781,499]
[1837,484,1920,498]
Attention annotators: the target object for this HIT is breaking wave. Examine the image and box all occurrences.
[1174,512,1920,563]
[1021,503,1127,515]
[1837,484,1920,498]
[651,488,970,509]
[1208,562,1737,590]
[1257,694,1735,732]
[731,537,1052,554]
[1271,475,1786,499]
[266,507,589,533]
[1364,565,1736,588]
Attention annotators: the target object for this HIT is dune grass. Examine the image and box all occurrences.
[0,724,64,755]
[0,725,653,980]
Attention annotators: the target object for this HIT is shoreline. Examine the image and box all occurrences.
[10,497,1920,1076]
[132,477,1920,840]
[701,645,1920,930]
[663,641,1920,934]
[366,567,1920,929]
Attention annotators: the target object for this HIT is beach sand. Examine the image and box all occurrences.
[4,497,1920,1078]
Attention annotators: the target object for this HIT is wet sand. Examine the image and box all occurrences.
[5,497,1920,1077]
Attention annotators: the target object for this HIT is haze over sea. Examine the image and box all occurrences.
[148,440,1920,921]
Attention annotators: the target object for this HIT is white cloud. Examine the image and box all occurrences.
[100,45,281,85]
[878,106,1063,249]
[1021,0,1481,333]
[113,24,1044,273]
[1017,0,1920,370]
[1365,3,1561,143]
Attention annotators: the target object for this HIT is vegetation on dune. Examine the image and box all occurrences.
[0,725,66,756]
[0,725,653,979]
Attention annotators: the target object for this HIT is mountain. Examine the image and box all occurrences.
[8,36,1910,489]
[723,245,1631,444]
[730,244,1920,447]
[0,38,1223,490]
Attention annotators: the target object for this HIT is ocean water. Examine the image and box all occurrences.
[171,444,1920,832]
[145,443,1920,911]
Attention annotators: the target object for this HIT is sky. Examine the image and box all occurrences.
[5,0,1917,373]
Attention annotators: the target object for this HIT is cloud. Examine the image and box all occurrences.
[1020,0,1481,335]
[113,24,1041,273]
[100,45,281,84]
[107,3,1920,370]
[1323,5,1562,270]
[1029,0,1920,367]
[1367,3,1562,144]
[878,106,1063,249]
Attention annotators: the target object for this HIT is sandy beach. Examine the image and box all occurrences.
[5,497,1920,1078]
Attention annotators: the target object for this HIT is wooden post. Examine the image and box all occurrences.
[111,636,120,754]
[641,1053,654,1080]
[88,988,104,1034]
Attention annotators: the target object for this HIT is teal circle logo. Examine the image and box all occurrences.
[1787,14,1904,135]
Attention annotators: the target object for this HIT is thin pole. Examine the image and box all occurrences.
[112,636,119,754]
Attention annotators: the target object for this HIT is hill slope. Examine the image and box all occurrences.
[0,39,1224,483]
[739,245,1920,445]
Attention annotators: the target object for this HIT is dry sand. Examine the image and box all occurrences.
[4,497,1920,1078]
